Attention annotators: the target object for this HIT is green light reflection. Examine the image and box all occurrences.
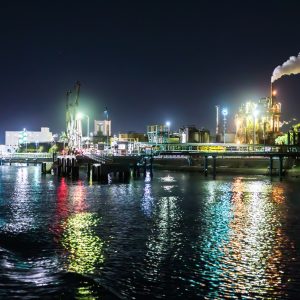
[61,212,104,275]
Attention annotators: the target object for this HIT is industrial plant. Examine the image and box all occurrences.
[234,91,281,145]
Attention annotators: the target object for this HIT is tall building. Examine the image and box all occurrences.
[235,96,281,144]
[94,120,111,137]
[5,127,53,146]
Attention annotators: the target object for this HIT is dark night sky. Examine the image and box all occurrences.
[1,0,300,143]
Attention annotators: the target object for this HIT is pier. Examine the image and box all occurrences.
[155,149,300,180]
[1,147,300,181]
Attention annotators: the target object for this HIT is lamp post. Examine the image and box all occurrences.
[22,128,28,152]
[253,109,259,150]
[263,121,266,151]
[76,112,89,148]
[222,108,228,144]
[104,107,109,152]
[165,121,170,150]
[86,115,90,147]
[166,121,170,140]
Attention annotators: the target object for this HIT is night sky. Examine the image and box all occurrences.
[1,0,300,143]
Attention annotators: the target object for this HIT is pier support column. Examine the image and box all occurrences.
[87,163,91,180]
[41,162,46,174]
[133,164,137,178]
[92,165,97,181]
[279,156,283,181]
[204,156,208,176]
[137,165,141,177]
[269,156,273,177]
[72,166,79,180]
[212,156,216,180]
[57,158,62,176]
[100,164,109,183]
[149,156,153,178]
[123,169,131,182]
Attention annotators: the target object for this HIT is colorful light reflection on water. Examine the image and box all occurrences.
[0,166,299,299]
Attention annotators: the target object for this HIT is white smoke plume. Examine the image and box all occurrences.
[271,52,300,83]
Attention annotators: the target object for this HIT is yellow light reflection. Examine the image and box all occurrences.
[272,185,285,204]
[61,212,104,274]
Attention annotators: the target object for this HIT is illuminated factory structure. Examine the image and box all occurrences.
[235,91,281,144]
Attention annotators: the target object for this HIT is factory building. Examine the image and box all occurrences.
[235,95,281,144]
[179,125,210,143]
[147,124,169,144]
[118,132,148,143]
[94,120,111,137]
[5,127,53,146]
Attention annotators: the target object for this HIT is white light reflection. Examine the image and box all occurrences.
[141,183,153,217]
[144,195,183,283]
[3,167,35,233]
[218,178,291,298]
[160,174,175,183]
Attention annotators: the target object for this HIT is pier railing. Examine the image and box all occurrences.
[0,152,53,159]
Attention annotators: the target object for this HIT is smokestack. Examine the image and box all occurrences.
[271,52,300,83]
[216,105,220,135]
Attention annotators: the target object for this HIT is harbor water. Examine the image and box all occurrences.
[0,165,299,299]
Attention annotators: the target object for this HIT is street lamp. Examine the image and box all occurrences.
[166,121,170,140]
[104,107,109,151]
[222,108,228,144]
[76,112,90,147]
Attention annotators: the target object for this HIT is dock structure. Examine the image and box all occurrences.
[155,149,300,180]
[2,148,299,182]
[0,152,54,165]
[53,153,153,183]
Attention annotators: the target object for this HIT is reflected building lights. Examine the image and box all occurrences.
[160,174,175,183]
[144,194,183,282]
[61,212,104,274]
[4,167,35,233]
[191,177,295,299]
[219,178,291,297]
[141,183,153,217]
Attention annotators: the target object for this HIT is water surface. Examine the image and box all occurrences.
[0,165,299,299]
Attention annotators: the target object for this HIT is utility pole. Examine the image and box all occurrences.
[104,107,109,152]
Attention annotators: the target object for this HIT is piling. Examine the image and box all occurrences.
[57,158,62,176]
[212,156,216,179]
[72,166,79,180]
[279,156,283,181]
[87,163,91,180]
[41,162,46,174]
[204,156,208,176]
[92,165,98,181]
[100,164,109,183]
[269,156,273,176]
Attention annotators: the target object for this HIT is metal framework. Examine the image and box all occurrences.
[66,81,82,150]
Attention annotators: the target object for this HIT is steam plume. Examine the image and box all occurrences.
[271,52,300,83]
